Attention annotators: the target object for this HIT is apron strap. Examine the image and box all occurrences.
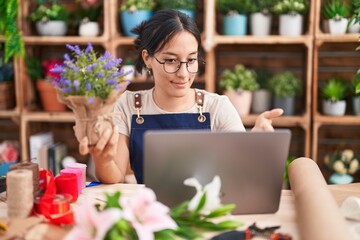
[134,93,144,124]
[134,91,207,124]
[195,91,206,123]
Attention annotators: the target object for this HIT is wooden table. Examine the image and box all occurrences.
[1,183,360,240]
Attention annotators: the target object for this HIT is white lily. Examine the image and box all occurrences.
[184,175,222,215]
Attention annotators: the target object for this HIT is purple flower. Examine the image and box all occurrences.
[73,80,80,90]
[71,65,79,73]
[84,42,93,54]
[96,72,105,78]
[61,87,72,93]
[64,79,71,87]
[74,45,82,56]
[87,63,97,73]
[106,78,117,85]
[85,83,92,91]
[87,97,94,104]
[50,64,65,74]
[64,53,70,61]
[114,84,123,90]
[66,44,76,52]
[101,51,111,60]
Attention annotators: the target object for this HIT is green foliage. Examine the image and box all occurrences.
[269,71,302,97]
[349,0,360,25]
[74,4,102,23]
[29,1,69,22]
[321,78,348,101]
[355,70,360,95]
[249,0,277,14]
[0,0,25,63]
[219,64,259,91]
[322,0,351,20]
[255,68,272,89]
[216,0,253,15]
[283,155,296,184]
[120,0,156,11]
[157,0,197,11]
[25,56,44,81]
[272,0,309,15]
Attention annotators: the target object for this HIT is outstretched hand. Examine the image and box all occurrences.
[252,108,284,132]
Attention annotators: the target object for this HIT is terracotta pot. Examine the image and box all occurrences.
[224,89,253,115]
[36,80,66,112]
[56,81,128,145]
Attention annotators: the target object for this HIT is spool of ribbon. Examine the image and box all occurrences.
[340,196,360,221]
[55,173,78,202]
[34,170,74,225]
[10,162,40,197]
[7,169,34,218]
[66,162,87,189]
[60,168,82,194]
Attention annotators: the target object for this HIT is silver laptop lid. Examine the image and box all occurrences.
[143,129,291,214]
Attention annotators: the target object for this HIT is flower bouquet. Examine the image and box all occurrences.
[324,149,359,184]
[65,176,242,240]
[52,43,130,145]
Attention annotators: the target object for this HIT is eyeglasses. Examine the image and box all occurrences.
[154,56,205,74]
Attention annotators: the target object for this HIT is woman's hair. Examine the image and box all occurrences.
[131,9,201,73]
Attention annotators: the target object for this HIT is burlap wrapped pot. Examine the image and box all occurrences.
[56,81,127,146]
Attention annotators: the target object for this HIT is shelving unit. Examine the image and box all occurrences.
[0,0,357,181]
[312,0,360,166]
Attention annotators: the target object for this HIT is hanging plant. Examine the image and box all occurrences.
[0,0,25,63]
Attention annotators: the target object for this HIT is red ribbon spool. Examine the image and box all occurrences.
[55,173,78,202]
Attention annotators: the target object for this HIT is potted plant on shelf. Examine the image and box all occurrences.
[272,0,309,36]
[324,149,359,184]
[74,1,103,37]
[120,0,156,37]
[268,71,302,115]
[51,43,130,145]
[29,0,69,36]
[219,64,259,115]
[354,72,360,115]
[251,68,272,113]
[321,77,348,116]
[157,0,197,19]
[348,0,360,33]
[216,0,252,36]
[0,54,15,110]
[322,0,351,35]
[26,56,66,112]
[249,0,276,36]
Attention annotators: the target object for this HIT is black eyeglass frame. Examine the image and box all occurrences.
[153,56,206,74]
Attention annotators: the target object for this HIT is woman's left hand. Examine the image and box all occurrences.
[252,108,284,132]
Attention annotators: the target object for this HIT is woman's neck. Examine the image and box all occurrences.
[152,88,195,112]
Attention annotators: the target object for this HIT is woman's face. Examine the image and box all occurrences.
[143,31,199,98]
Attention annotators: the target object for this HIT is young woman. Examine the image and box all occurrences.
[79,10,283,184]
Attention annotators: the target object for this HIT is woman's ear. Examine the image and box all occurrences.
[142,49,151,67]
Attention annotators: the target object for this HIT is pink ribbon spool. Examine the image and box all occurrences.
[66,162,87,189]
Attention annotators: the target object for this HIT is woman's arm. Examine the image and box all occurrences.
[79,128,130,184]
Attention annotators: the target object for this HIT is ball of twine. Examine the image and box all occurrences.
[10,162,40,197]
[7,169,34,218]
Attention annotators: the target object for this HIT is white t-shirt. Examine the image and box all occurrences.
[114,88,246,136]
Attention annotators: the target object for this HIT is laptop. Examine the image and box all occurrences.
[143,129,291,215]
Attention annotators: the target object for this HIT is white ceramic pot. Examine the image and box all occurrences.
[353,96,360,115]
[250,12,272,36]
[122,65,135,81]
[279,13,303,36]
[224,89,253,115]
[251,89,271,113]
[322,100,346,116]
[329,18,348,35]
[36,21,67,36]
[79,21,100,37]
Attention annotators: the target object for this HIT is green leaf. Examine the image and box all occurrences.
[104,191,122,209]
[206,204,236,218]
[216,220,244,230]
[170,201,189,218]
[194,192,207,213]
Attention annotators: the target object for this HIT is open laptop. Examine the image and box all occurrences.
[143,129,291,215]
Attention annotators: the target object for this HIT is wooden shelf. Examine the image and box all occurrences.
[22,111,75,122]
[214,35,313,46]
[315,34,359,45]
[313,114,360,125]
[23,36,109,45]
[241,115,309,128]
[0,110,20,119]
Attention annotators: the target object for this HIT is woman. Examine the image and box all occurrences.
[79,10,283,184]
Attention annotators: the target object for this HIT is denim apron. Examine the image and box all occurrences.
[129,91,211,183]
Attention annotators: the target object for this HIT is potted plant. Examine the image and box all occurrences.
[251,68,272,113]
[322,0,351,35]
[348,0,360,33]
[321,77,348,116]
[272,0,309,36]
[268,71,302,115]
[29,0,69,36]
[219,64,259,115]
[216,0,252,36]
[157,0,197,19]
[26,56,66,112]
[0,54,15,110]
[74,1,103,37]
[324,149,359,184]
[249,0,276,36]
[51,43,129,145]
[120,0,156,37]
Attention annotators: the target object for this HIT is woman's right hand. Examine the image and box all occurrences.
[79,127,119,163]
